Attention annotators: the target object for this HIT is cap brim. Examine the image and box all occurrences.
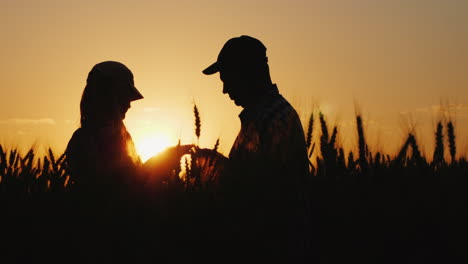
[130,86,144,101]
[202,62,219,75]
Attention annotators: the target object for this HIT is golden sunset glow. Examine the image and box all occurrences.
[1,0,467,156]
[2,2,468,261]
[134,132,175,162]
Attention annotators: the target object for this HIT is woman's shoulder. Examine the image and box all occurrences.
[66,128,95,154]
[67,127,82,145]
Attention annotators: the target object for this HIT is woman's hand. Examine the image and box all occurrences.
[142,144,194,182]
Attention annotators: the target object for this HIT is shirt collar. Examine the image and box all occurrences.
[239,83,280,122]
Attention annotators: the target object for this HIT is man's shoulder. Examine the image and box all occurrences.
[260,93,297,124]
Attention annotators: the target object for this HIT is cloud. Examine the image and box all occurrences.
[134,119,153,125]
[446,104,468,111]
[415,104,468,114]
[0,118,56,125]
[143,107,160,113]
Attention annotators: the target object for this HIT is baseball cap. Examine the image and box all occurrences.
[90,61,144,101]
[203,35,268,75]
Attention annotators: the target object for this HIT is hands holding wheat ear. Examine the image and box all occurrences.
[142,144,195,180]
[138,141,229,194]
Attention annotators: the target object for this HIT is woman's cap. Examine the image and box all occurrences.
[89,61,144,101]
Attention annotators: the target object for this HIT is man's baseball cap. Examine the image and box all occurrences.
[90,61,144,101]
[203,35,268,75]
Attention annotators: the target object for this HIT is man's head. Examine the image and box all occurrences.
[203,35,272,107]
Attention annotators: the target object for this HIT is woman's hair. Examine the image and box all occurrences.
[80,61,135,128]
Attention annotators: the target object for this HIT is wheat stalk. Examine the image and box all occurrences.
[329,126,338,148]
[433,122,444,166]
[408,133,422,163]
[193,104,201,141]
[356,115,368,169]
[306,113,314,150]
[319,113,328,143]
[396,134,412,165]
[447,121,456,163]
[213,138,220,152]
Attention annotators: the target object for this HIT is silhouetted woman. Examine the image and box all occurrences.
[64,61,148,260]
[66,61,144,192]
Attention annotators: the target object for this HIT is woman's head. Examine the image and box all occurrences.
[80,61,143,127]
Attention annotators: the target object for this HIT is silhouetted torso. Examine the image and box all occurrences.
[66,121,141,190]
[229,84,309,177]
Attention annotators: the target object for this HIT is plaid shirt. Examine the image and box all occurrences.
[229,84,309,180]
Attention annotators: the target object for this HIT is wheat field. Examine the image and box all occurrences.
[1,108,467,263]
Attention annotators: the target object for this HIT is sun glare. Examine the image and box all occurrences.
[135,133,174,162]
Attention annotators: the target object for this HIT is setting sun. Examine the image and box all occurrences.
[134,133,174,162]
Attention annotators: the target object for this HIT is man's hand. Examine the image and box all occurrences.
[142,144,194,183]
[191,148,228,184]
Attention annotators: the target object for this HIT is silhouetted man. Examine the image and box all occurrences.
[203,35,310,262]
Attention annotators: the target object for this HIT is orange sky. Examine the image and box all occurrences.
[1,0,468,160]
